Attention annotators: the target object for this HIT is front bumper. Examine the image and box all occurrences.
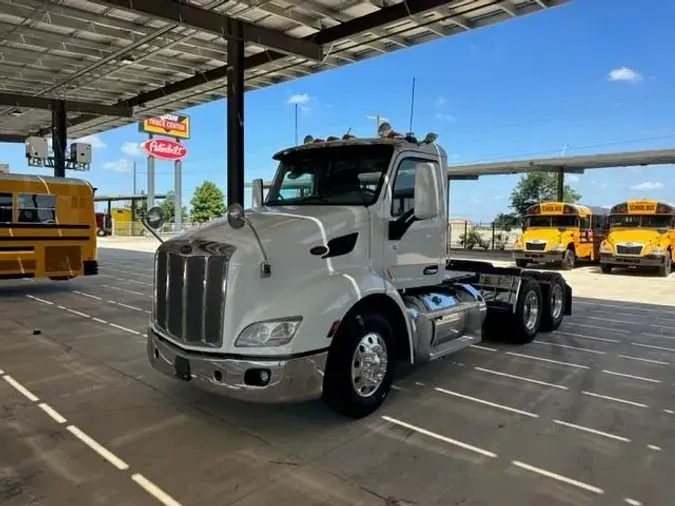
[600,253,667,267]
[147,329,328,403]
[513,250,564,263]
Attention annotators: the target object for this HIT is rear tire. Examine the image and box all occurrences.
[539,276,566,332]
[600,263,612,274]
[508,279,543,344]
[560,249,575,270]
[323,310,395,419]
[97,228,106,237]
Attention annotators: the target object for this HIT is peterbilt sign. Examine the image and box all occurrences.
[141,138,187,161]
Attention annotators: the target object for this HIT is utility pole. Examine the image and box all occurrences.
[294,103,298,144]
[132,160,137,195]
[367,113,388,135]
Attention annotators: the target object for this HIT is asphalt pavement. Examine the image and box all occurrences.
[1,247,674,506]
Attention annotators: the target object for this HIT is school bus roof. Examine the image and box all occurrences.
[0,173,94,195]
[610,199,675,214]
[0,173,92,186]
[525,202,610,215]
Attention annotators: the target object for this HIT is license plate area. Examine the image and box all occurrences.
[174,356,191,381]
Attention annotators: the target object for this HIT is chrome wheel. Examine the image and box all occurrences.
[523,291,540,331]
[351,332,388,398]
[551,283,564,320]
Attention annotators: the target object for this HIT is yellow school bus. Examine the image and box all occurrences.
[599,199,675,277]
[513,202,610,270]
[0,173,98,281]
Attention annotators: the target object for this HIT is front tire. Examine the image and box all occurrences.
[508,279,543,344]
[658,252,672,277]
[560,249,575,270]
[600,263,612,274]
[323,310,395,419]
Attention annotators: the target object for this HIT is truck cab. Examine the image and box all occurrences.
[143,124,572,418]
[600,199,675,277]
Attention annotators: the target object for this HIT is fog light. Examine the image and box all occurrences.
[213,370,223,382]
[244,368,271,386]
[153,347,159,359]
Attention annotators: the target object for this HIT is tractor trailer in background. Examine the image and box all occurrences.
[141,123,573,419]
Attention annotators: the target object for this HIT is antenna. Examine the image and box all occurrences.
[294,103,299,145]
[408,77,416,133]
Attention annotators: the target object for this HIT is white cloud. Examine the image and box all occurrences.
[287,93,310,105]
[435,96,448,108]
[435,112,456,122]
[608,66,642,83]
[103,159,131,173]
[630,181,663,191]
[121,142,142,156]
[75,134,106,149]
[566,174,580,183]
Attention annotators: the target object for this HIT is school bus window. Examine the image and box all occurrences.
[0,193,12,222]
[610,215,671,228]
[525,215,578,228]
[579,216,590,230]
[17,194,56,223]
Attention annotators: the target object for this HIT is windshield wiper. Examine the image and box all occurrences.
[266,195,329,205]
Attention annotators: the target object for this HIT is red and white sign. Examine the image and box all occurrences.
[141,138,187,161]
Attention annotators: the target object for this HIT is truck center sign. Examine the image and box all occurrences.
[139,113,190,140]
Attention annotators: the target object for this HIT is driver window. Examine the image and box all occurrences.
[18,193,56,223]
[390,159,417,217]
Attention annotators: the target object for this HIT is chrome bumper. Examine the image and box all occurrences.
[600,254,666,267]
[513,250,564,262]
[147,329,328,403]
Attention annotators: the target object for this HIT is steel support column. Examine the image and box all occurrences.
[227,22,245,207]
[51,100,67,178]
[556,167,564,201]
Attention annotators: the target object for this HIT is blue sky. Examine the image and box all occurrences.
[1,0,674,221]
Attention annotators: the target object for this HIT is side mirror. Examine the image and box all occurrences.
[227,203,246,229]
[413,162,440,220]
[251,178,263,209]
[146,206,165,229]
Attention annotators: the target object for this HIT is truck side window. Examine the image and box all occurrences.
[17,193,56,223]
[0,193,12,222]
[390,158,439,217]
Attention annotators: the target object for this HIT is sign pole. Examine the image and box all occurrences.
[174,139,182,233]
[147,133,155,211]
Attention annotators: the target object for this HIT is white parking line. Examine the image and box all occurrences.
[25,294,54,305]
[602,369,661,384]
[618,355,669,366]
[435,387,539,418]
[664,409,674,414]
[552,419,631,443]
[38,402,67,424]
[647,444,662,452]
[73,290,102,301]
[473,366,568,390]
[132,474,183,506]
[581,390,648,408]
[564,322,629,334]
[108,322,142,336]
[99,274,152,286]
[641,332,675,340]
[555,332,621,344]
[66,308,91,318]
[102,284,144,296]
[381,416,498,458]
[505,352,590,370]
[532,341,606,355]
[67,425,129,470]
[470,344,498,352]
[588,316,635,325]
[511,460,604,494]
[3,375,39,402]
[624,498,643,506]
[631,342,675,353]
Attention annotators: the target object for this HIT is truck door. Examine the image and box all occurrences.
[383,156,445,290]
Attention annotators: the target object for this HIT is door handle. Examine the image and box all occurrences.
[423,265,438,275]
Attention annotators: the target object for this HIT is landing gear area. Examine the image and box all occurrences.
[1,247,673,505]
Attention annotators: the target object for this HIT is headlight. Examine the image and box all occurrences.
[600,243,612,254]
[647,246,665,256]
[235,317,302,347]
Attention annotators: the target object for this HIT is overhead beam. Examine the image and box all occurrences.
[90,0,324,62]
[0,133,26,143]
[0,92,133,117]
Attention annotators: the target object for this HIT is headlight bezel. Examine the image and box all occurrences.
[234,317,303,348]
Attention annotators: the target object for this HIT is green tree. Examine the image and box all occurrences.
[190,181,226,223]
[159,191,189,223]
[132,190,147,220]
[493,212,520,231]
[509,172,581,216]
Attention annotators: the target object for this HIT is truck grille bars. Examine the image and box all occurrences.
[153,240,234,347]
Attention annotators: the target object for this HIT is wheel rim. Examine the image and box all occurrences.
[523,291,540,331]
[551,284,564,320]
[351,332,388,398]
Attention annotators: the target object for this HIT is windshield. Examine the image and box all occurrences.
[610,214,673,228]
[524,215,578,228]
[265,144,393,206]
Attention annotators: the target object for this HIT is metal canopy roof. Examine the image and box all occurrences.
[446,148,675,179]
[0,0,570,143]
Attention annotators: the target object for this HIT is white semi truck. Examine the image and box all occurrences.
[142,123,572,419]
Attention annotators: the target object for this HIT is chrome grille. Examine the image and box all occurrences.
[616,244,643,255]
[153,240,235,347]
[525,242,546,251]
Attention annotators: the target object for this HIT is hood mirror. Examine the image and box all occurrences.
[140,205,166,243]
[226,203,246,229]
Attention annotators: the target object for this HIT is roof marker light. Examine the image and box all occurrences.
[303,135,314,144]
